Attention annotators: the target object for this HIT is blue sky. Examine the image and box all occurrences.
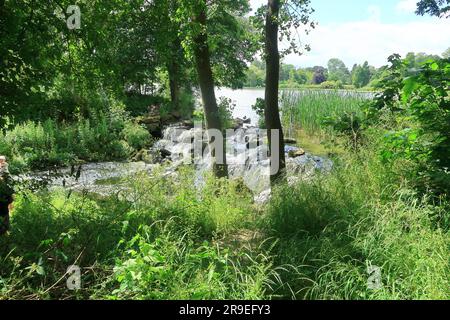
[250,0,450,68]
[306,0,427,24]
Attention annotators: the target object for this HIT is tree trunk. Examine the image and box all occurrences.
[265,0,286,185]
[167,60,180,111]
[193,6,228,178]
[167,36,182,111]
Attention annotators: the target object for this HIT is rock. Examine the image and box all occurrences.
[284,145,299,153]
[160,148,172,159]
[182,120,194,128]
[161,111,183,124]
[148,105,160,114]
[231,117,252,129]
[171,111,182,120]
[133,149,146,162]
[139,114,160,123]
[284,138,297,144]
[232,118,244,129]
[288,148,306,158]
[254,189,271,205]
[138,106,162,137]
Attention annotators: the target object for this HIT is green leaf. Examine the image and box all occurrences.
[402,77,419,102]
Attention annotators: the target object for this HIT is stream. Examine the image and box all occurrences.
[22,122,332,204]
[21,88,345,203]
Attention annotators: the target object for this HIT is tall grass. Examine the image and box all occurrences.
[264,137,450,299]
[281,90,370,137]
[0,168,276,299]
[1,120,448,300]
[0,115,151,174]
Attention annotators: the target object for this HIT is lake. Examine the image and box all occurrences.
[215,87,265,126]
[214,88,375,126]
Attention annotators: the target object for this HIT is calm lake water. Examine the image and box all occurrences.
[215,87,265,126]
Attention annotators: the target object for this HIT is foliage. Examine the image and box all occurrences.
[443,47,450,59]
[322,112,364,150]
[319,80,344,89]
[217,97,236,129]
[327,58,351,85]
[0,169,270,299]
[0,113,151,173]
[366,55,450,197]
[251,98,266,128]
[266,143,450,299]
[175,0,258,89]
[251,0,315,58]
[352,62,371,88]
[416,0,450,17]
[311,66,327,85]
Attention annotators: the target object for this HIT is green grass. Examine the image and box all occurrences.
[0,115,151,174]
[265,139,449,299]
[0,168,275,299]
[281,90,370,137]
[1,141,448,300]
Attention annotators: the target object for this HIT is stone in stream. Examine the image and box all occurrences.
[288,148,306,158]
[159,148,172,159]
[231,117,251,130]
[138,105,162,137]
[20,120,333,206]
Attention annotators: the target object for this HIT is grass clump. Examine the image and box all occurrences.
[0,114,151,174]
[281,90,369,137]
[264,141,449,300]
[0,168,273,300]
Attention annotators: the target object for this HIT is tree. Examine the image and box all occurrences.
[280,63,296,82]
[443,47,450,58]
[245,62,266,87]
[352,62,371,88]
[253,0,314,185]
[191,1,228,178]
[176,0,255,178]
[312,66,327,84]
[416,0,450,17]
[327,58,351,84]
[293,69,308,85]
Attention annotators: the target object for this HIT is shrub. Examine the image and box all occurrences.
[1,114,152,173]
[366,55,450,197]
[123,123,151,151]
[320,80,344,89]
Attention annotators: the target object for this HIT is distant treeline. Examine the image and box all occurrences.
[245,51,447,89]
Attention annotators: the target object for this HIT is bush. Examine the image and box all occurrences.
[320,80,344,89]
[123,123,151,151]
[217,97,236,129]
[1,113,152,173]
[366,55,450,198]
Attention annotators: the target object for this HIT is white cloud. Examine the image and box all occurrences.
[396,0,418,14]
[367,5,381,22]
[283,19,450,68]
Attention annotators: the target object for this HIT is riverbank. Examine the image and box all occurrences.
[1,89,448,300]
[1,127,448,299]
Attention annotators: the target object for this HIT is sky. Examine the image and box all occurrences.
[250,0,450,68]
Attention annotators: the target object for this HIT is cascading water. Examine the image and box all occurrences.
[155,122,333,203]
[20,122,332,204]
